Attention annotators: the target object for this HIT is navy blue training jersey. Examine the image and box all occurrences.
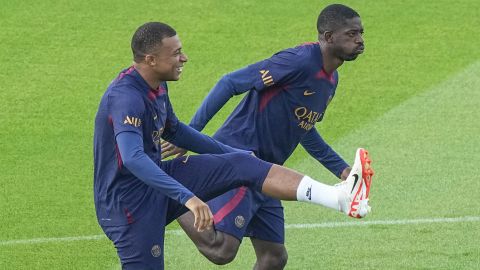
[94,66,192,226]
[191,42,346,172]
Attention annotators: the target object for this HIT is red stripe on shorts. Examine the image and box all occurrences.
[213,186,248,224]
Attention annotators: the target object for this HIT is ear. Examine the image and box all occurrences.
[323,31,334,43]
[144,54,156,66]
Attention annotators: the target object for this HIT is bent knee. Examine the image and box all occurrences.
[201,244,238,265]
[257,249,288,269]
[197,235,240,265]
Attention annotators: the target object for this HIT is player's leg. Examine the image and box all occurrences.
[177,195,289,269]
[177,209,240,265]
[165,149,372,220]
[251,239,288,270]
[247,196,288,270]
[164,150,372,266]
[176,187,258,265]
[262,148,373,218]
[165,148,372,222]
[164,153,261,264]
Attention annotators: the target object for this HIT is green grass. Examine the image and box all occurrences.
[1,0,479,269]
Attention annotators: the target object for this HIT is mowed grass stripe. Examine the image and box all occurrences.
[332,59,480,217]
[271,60,480,270]
[285,60,480,222]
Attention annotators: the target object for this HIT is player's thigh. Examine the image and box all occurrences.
[102,210,167,269]
[161,153,272,200]
[206,186,260,241]
[246,195,285,244]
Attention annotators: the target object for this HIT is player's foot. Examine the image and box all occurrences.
[335,148,374,218]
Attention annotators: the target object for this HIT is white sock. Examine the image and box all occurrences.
[296,175,341,211]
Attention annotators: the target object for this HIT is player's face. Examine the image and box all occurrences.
[331,17,364,61]
[149,35,188,81]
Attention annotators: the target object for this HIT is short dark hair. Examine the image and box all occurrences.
[131,22,177,62]
[317,4,360,34]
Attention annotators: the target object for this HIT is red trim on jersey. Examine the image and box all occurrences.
[259,85,285,112]
[117,66,135,81]
[156,85,166,95]
[115,143,123,169]
[316,68,336,84]
[124,208,135,224]
[213,186,248,224]
[148,85,166,100]
[147,91,156,101]
[300,41,320,46]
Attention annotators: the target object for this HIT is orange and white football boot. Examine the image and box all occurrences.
[336,148,374,218]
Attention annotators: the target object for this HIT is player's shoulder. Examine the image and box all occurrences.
[283,42,319,58]
[108,68,144,95]
[105,81,144,109]
[273,42,319,67]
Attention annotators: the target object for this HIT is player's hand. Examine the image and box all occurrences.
[340,167,352,181]
[161,141,188,159]
[184,196,213,232]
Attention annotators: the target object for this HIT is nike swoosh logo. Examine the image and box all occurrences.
[351,174,359,193]
[303,90,316,96]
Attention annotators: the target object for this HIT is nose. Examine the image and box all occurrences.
[180,53,188,63]
[356,34,364,44]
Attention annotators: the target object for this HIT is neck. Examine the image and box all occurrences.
[133,63,161,89]
[319,43,344,74]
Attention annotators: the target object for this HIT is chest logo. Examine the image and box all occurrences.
[303,90,316,96]
[152,128,164,145]
[294,107,321,131]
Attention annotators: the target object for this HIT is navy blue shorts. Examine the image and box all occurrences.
[102,153,272,270]
[208,187,284,243]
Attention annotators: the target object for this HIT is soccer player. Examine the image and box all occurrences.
[161,4,369,269]
[94,20,373,270]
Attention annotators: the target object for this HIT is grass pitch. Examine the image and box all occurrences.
[1,0,479,269]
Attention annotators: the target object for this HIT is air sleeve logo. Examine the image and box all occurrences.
[260,70,274,86]
[123,116,142,127]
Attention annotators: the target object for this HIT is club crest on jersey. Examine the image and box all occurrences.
[235,215,245,228]
[151,245,162,257]
[152,127,164,145]
[260,70,274,86]
[123,115,142,127]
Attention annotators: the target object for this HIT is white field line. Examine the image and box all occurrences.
[1,216,479,246]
